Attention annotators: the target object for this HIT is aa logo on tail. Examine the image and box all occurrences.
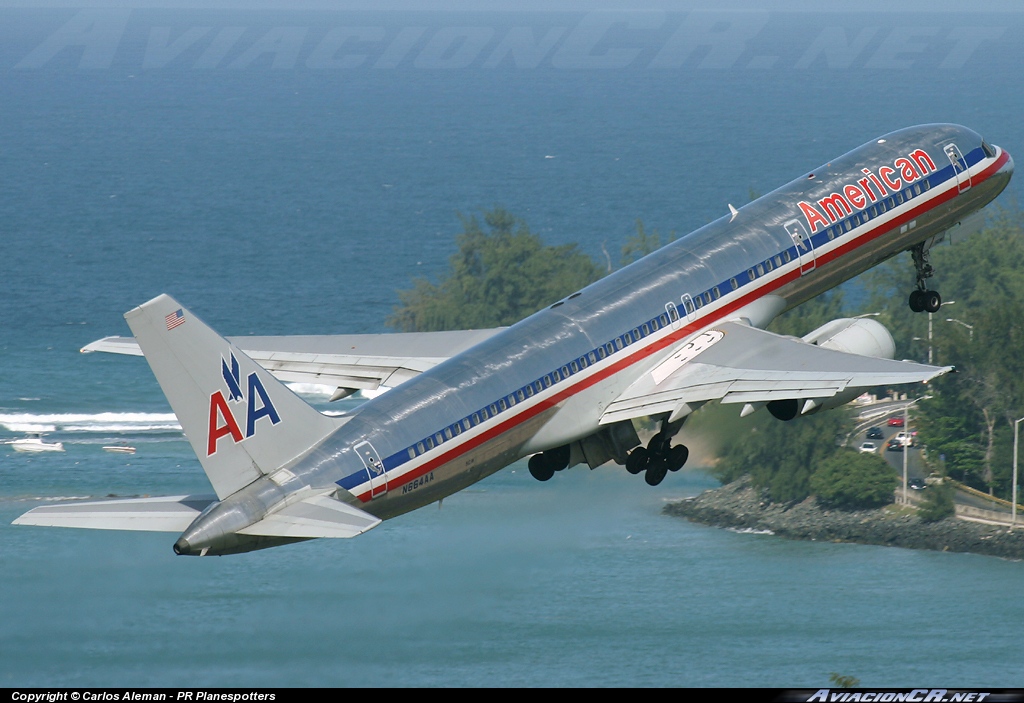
[208,352,281,456]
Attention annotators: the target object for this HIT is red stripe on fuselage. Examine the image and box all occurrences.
[354,149,1010,501]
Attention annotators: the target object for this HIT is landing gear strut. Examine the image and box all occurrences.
[625,418,689,486]
[908,242,941,314]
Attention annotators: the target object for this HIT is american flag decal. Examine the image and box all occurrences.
[165,309,185,330]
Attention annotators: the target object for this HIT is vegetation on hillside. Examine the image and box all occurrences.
[810,451,899,510]
[387,209,604,332]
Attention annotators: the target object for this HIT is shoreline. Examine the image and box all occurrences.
[664,477,1024,560]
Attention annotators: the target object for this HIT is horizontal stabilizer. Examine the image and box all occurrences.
[601,321,953,424]
[13,495,217,532]
[238,493,381,539]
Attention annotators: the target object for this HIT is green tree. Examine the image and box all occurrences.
[855,207,1024,497]
[621,220,674,266]
[918,481,956,522]
[714,410,848,504]
[767,289,846,338]
[388,209,605,332]
[810,450,897,509]
[914,387,986,486]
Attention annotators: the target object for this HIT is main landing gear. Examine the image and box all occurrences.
[528,444,570,482]
[908,241,942,314]
[624,419,689,486]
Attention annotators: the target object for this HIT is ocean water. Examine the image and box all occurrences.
[2,7,1023,687]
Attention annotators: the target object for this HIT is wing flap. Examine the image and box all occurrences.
[600,321,952,424]
[13,495,217,532]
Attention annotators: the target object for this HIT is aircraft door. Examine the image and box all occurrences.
[665,301,682,330]
[354,440,388,498]
[680,294,697,322]
[944,143,972,193]
[784,219,816,275]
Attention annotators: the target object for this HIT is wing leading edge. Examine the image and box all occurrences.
[81,328,505,399]
[600,321,952,425]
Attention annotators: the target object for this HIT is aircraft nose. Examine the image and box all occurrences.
[1000,147,1014,177]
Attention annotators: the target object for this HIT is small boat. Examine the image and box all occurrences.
[11,434,65,453]
[102,443,136,454]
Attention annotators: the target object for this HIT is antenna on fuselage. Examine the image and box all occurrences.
[728,204,739,222]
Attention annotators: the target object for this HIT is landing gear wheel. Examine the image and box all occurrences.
[644,457,669,486]
[626,446,649,475]
[909,240,940,314]
[667,444,689,472]
[922,290,942,314]
[908,289,925,313]
[528,454,555,482]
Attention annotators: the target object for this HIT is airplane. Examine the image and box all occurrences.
[15,123,1013,556]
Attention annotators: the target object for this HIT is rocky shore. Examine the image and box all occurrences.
[665,477,1024,560]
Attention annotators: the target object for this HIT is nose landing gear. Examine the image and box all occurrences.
[908,241,942,314]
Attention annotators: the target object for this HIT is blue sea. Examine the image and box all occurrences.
[2,6,1024,687]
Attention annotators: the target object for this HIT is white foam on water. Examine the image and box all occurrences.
[4,423,58,433]
[727,527,775,536]
[0,412,181,433]
[285,382,337,397]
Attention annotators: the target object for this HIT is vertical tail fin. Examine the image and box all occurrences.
[125,294,342,499]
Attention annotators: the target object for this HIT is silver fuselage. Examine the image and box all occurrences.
[218,124,1015,528]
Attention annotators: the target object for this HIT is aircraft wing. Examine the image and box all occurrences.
[599,321,953,425]
[81,328,505,399]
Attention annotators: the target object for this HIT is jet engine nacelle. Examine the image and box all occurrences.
[801,317,897,359]
[766,317,896,420]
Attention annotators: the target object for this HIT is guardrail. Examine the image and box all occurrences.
[956,503,1021,527]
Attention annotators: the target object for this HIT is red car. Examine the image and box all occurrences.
[887,417,905,427]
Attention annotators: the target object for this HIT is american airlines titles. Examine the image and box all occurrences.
[798,149,937,234]
[207,352,281,456]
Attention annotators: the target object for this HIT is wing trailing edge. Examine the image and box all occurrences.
[600,321,952,425]
[81,327,505,397]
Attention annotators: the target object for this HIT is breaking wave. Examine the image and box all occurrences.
[0,412,181,434]
[728,527,775,536]
[285,382,388,400]
[285,382,337,397]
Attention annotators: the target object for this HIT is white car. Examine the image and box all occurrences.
[858,442,878,454]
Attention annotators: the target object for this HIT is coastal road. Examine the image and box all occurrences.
[854,404,1012,515]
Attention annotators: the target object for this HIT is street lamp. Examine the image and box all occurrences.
[902,397,926,505]
[912,337,927,362]
[927,300,955,364]
[946,318,974,342]
[1014,416,1023,530]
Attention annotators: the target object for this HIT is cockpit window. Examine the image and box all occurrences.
[982,140,996,159]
